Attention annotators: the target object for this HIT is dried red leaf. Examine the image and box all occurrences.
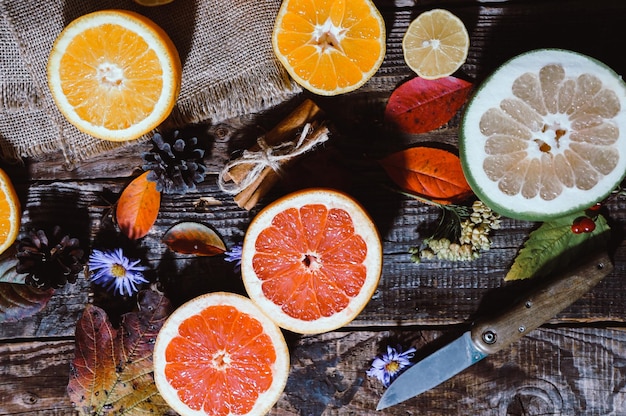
[0,283,53,323]
[116,171,161,240]
[385,76,472,134]
[67,289,174,414]
[162,222,227,256]
[0,246,25,285]
[380,147,473,204]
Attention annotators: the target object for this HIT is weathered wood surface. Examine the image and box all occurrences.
[3,328,626,415]
[2,0,626,415]
[2,174,626,341]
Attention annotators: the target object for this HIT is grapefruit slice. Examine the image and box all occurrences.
[241,188,382,334]
[460,49,626,220]
[153,292,289,416]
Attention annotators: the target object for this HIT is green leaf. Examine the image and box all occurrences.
[505,213,610,281]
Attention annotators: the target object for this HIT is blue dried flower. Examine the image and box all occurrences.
[367,345,416,387]
[88,248,148,296]
[224,242,243,273]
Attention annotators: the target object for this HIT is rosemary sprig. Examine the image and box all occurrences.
[388,187,471,242]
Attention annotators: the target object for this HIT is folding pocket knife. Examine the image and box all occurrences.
[377,251,613,410]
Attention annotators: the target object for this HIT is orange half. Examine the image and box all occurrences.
[47,9,181,142]
[0,168,20,255]
[272,0,386,96]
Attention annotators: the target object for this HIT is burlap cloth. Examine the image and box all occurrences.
[0,0,301,168]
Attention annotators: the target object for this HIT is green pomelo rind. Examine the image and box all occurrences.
[460,48,626,221]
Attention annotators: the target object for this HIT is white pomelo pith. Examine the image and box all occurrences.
[460,49,626,220]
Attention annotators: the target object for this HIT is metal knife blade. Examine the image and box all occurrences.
[376,331,486,410]
[377,251,613,410]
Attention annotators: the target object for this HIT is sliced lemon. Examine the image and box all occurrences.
[402,9,469,80]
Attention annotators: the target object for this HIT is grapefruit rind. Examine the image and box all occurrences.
[241,188,383,335]
[271,0,386,96]
[47,10,182,142]
[460,49,626,221]
[153,292,289,416]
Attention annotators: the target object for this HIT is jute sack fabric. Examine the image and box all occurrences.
[0,0,301,168]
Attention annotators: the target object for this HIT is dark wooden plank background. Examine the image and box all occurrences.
[2,0,626,415]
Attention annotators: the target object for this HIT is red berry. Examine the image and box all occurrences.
[588,202,602,212]
[586,202,603,218]
[580,217,596,233]
[571,224,583,234]
[571,216,596,234]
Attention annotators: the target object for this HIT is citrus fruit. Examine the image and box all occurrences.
[47,9,181,142]
[402,9,469,80]
[241,188,382,334]
[272,0,386,96]
[0,168,20,255]
[133,0,174,5]
[460,49,626,221]
[153,292,289,416]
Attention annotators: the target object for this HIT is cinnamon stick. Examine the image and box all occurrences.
[234,124,330,210]
[220,99,330,210]
[223,99,324,185]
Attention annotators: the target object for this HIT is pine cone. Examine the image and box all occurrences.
[16,226,85,289]
[142,131,207,194]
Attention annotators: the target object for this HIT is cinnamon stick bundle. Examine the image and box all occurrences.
[219,99,331,210]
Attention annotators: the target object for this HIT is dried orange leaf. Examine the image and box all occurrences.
[67,290,174,415]
[380,147,473,204]
[162,222,226,256]
[117,171,161,240]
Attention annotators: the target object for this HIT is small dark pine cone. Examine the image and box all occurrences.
[16,226,85,290]
[142,130,207,194]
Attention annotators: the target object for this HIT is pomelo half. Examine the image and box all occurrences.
[460,49,626,221]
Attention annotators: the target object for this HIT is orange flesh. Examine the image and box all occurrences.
[480,64,621,200]
[0,171,19,252]
[59,23,163,130]
[252,204,367,321]
[164,305,277,415]
[275,0,384,93]
[0,191,12,242]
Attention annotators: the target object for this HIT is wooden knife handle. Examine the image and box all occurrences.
[470,251,613,355]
